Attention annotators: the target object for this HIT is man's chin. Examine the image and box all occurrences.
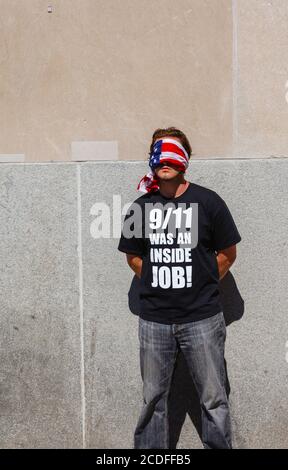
[158,172,180,181]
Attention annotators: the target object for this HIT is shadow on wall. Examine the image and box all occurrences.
[128,271,244,448]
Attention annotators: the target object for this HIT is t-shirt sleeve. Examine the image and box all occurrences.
[210,193,242,251]
[117,203,146,256]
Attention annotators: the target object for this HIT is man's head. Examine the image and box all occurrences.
[149,127,192,181]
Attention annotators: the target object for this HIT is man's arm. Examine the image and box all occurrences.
[126,254,143,279]
[216,244,237,281]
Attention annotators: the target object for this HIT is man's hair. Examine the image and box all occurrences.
[149,127,192,159]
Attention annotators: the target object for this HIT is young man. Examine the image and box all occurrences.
[118,127,242,449]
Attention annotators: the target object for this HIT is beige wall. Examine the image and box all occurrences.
[0,0,287,162]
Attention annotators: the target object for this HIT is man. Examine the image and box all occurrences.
[117,127,241,449]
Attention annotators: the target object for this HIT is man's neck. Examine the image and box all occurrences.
[158,177,189,199]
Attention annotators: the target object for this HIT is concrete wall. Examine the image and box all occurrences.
[1,0,288,450]
[0,159,287,448]
[1,0,288,162]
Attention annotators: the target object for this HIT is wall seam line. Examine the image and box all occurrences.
[232,0,238,157]
[77,163,86,449]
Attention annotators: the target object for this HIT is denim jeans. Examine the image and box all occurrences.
[134,311,232,449]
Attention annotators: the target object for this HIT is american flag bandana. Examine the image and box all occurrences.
[137,138,189,193]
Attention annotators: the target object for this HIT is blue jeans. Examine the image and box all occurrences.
[134,311,232,449]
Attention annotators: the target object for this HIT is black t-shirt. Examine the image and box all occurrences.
[118,181,241,324]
